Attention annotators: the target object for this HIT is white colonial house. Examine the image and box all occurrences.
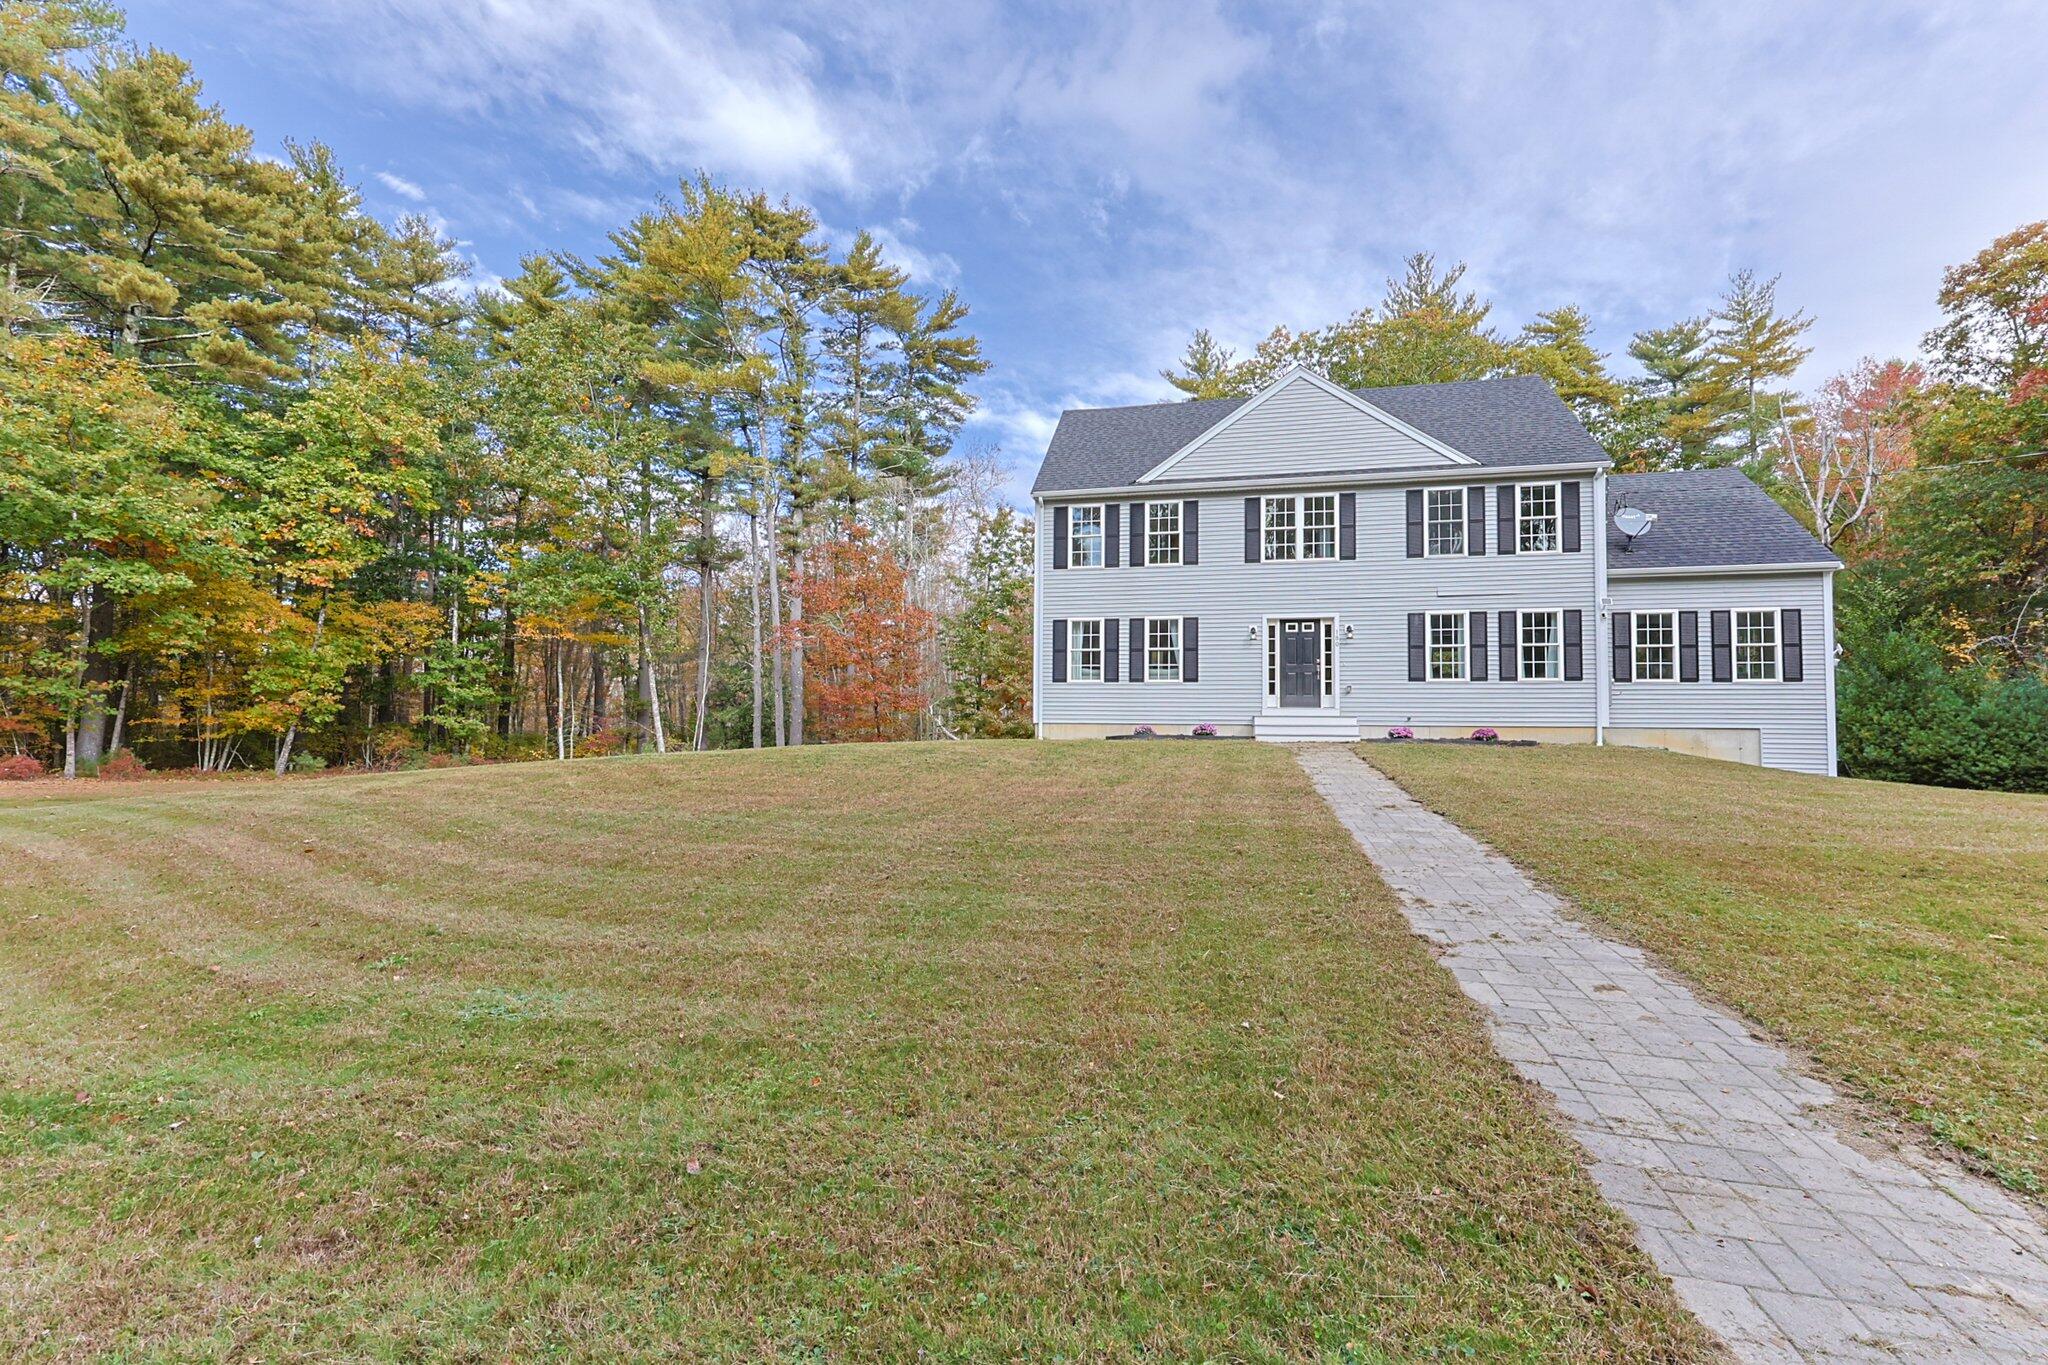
[1030,366,1843,775]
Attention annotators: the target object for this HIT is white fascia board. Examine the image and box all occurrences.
[1135,365,1477,484]
[1607,561,1842,579]
[1040,458,1610,502]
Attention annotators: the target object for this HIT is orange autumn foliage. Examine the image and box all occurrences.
[788,524,933,742]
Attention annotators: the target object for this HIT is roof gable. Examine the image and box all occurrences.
[1137,367,1472,483]
[1031,372,1609,496]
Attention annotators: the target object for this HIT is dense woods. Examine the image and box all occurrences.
[1,2,1035,778]
[1163,242,2048,791]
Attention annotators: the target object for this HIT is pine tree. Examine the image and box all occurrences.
[1160,328,1244,398]
[1621,318,1734,469]
[1515,305,1625,448]
[1707,269,1814,472]
[943,508,1034,738]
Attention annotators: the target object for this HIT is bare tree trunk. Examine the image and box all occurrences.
[275,599,327,776]
[766,466,787,746]
[748,507,764,749]
[553,640,567,761]
[693,569,715,752]
[108,658,136,755]
[788,506,806,747]
[638,603,667,754]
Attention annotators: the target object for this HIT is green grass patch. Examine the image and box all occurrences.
[1,742,1711,1360]
[1365,741,2048,1195]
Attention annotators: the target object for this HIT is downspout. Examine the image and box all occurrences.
[1823,569,1839,776]
[1592,467,1609,747]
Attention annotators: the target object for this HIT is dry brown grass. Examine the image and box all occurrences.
[2,742,1713,1361]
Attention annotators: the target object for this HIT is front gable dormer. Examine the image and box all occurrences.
[1138,366,1475,484]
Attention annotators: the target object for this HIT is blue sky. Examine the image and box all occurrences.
[128,1,2048,501]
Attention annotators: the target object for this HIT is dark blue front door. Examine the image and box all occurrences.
[1279,619,1321,707]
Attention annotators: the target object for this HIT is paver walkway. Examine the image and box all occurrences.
[1297,745,2048,1363]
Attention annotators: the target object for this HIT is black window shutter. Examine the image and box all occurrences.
[1404,489,1424,557]
[1564,609,1584,681]
[1612,610,1633,682]
[1782,608,1804,682]
[1562,481,1582,553]
[1104,618,1120,683]
[1470,610,1489,680]
[1498,609,1518,681]
[1127,503,1142,567]
[1339,492,1357,560]
[1679,611,1700,682]
[1051,619,1068,682]
[1183,500,1200,565]
[1467,485,1486,556]
[1105,502,1120,569]
[1407,612,1426,681]
[1128,616,1144,683]
[1497,483,1517,555]
[1183,617,1199,682]
[1053,506,1069,569]
[1243,497,1259,563]
[1711,610,1733,682]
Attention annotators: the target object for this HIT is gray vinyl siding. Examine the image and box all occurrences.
[1609,573,1833,775]
[1037,485,1596,730]
[1153,376,1462,482]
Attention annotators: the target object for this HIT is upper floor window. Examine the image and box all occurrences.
[1520,609,1563,679]
[1633,611,1677,681]
[1426,487,1466,556]
[1518,483,1561,553]
[1146,501,1181,565]
[1068,619,1103,681]
[1735,609,1778,681]
[1070,504,1104,568]
[1263,494,1337,561]
[1428,611,1467,680]
[1146,617,1182,682]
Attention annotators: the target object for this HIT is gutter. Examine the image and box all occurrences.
[1035,459,1612,502]
[1608,560,1843,579]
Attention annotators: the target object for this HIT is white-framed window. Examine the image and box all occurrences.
[1428,611,1467,680]
[1146,501,1181,565]
[1519,609,1562,680]
[1517,482,1561,553]
[1068,618,1103,682]
[1426,487,1466,556]
[1069,504,1104,568]
[1262,495,1338,561]
[1146,617,1182,682]
[1734,609,1778,681]
[1633,611,1677,681]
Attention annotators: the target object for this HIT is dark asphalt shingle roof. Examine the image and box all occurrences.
[1030,374,1608,494]
[1606,469,1840,571]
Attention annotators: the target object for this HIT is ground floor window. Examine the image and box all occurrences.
[1147,617,1182,682]
[1520,609,1562,680]
[1068,619,1103,681]
[1633,611,1676,681]
[1428,612,1467,680]
[1735,609,1779,680]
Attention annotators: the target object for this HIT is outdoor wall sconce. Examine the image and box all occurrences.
[1343,624,1356,641]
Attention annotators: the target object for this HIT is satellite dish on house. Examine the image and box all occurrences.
[1613,506,1656,547]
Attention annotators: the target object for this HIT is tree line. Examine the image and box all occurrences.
[1163,239,2048,790]
[1,1,1038,779]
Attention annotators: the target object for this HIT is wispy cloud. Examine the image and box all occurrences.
[374,170,426,202]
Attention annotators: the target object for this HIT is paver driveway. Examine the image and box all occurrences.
[1299,745,2048,1363]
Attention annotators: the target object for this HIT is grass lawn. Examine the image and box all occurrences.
[0,742,1713,1361]
[1364,741,2048,1196]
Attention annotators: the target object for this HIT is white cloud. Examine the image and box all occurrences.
[374,170,426,201]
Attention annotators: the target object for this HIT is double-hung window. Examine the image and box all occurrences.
[1633,611,1677,681]
[1069,505,1104,568]
[1427,611,1467,680]
[1519,609,1563,680]
[1262,495,1337,561]
[1517,483,1561,553]
[1146,502,1181,565]
[1734,609,1778,680]
[1068,619,1103,682]
[1146,617,1182,682]
[1425,487,1466,556]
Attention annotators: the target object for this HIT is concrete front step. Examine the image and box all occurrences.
[1252,711,1361,743]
